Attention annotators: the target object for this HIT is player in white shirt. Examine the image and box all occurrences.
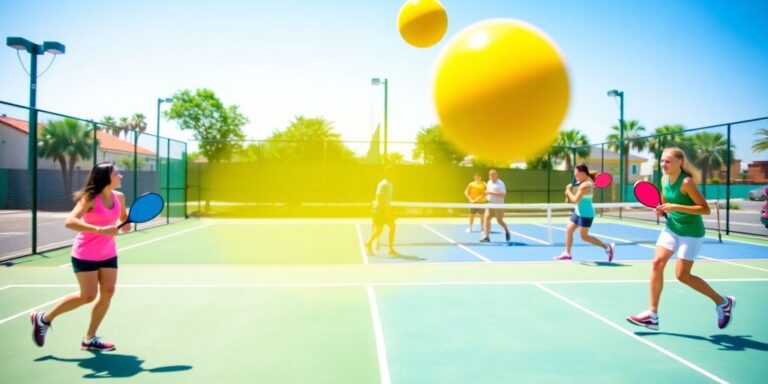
[480,169,511,243]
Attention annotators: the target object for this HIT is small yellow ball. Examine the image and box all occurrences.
[433,19,570,162]
[397,0,448,48]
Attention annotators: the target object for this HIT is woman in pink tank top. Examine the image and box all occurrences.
[30,162,129,351]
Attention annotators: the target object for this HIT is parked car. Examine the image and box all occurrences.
[762,201,768,228]
[748,185,768,201]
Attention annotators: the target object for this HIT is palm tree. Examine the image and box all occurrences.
[412,124,465,164]
[37,119,96,199]
[753,128,768,153]
[607,119,648,185]
[118,117,131,140]
[689,131,733,196]
[130,113,148,135]
[551,129,590,170]
[649,125,686,183]
[102,116,120,137]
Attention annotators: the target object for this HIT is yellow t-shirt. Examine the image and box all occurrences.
[468,181,486,203]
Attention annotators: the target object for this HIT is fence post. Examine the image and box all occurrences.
[92,122,98,167]
[183,142,188,219]
[29,107,38,254]
[725,123,731,235]
[546,153,551,203]
[133,129,138,231]
[166,138,171,224]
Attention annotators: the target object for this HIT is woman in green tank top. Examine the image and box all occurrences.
[627,148,734,331]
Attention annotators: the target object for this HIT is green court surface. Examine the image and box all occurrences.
[1,218,767,383]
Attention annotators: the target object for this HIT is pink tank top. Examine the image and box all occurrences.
[71,191,121,261]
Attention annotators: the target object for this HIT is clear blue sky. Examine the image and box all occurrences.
[2,0,766,158]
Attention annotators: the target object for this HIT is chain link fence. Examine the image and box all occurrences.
[0,100,187,260]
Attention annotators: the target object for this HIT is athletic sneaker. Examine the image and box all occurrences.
[81,336,116,351]
[466,228,472,233]
[479,237,490,243]
[505,232,511,242]
[30,311,50,347]
[554,253,572,261]
[606,242,616,263]
[716,296,735,329]
[627,311,659,330]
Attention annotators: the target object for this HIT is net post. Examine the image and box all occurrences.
[547,206,553,245]
[715,200,722,243]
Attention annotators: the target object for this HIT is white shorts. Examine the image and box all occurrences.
[655,227,703,261]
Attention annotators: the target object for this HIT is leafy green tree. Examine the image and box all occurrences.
[236,142,265,162]
[117,156,147,171]
[37,118,96,198]
[551,129,590,170]
[166,89,248,162]
[607,119,648,184]
[412,124,465,164]
[260,116,356,163]
[384,152,405,165]
[752,128,768,153]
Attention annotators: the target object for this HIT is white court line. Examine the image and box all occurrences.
[57,224,212,268]
[698,256,768,273]
[537,223,768,273]
[356,224,370,265]
[507,229,551,245]
[366,284,391,384]
[534,283,729,384]
[0,285,10,291]
[421,224,491,262]
[5,278,767,289]
[0,293,75,326]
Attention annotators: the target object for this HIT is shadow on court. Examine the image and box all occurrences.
[34,353,192,379]
[371,253,427,261]
[636,332,768,352]
[578,261,631,267]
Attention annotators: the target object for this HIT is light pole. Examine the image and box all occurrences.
[6,37,65,254]
[156,97,173,171]
[607,89,624,202]
[371,77,388,160]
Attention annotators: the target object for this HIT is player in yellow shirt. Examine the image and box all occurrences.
[464,173,487,233]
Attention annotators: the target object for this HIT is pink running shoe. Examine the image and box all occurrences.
[554,253,572,261]
[716,296,735,329]
[606,242,615,263]
[627,311,659,330]
[81,336,116,351]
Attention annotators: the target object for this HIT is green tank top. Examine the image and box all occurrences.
[663,172,705,238]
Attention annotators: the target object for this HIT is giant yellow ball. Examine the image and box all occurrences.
[397,0,448,48]
[433,19,569,162]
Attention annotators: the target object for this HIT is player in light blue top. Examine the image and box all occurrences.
[556,164,615,261]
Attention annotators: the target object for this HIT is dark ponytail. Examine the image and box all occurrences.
[73,162,114,203]
[575,163,595,181]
